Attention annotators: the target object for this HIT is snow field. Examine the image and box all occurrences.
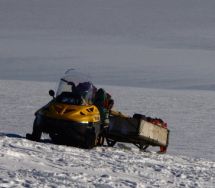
[0,135,214,188]
[1,80,215,160]
[0,80,215,187]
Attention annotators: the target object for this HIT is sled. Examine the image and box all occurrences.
[105,111,170,151]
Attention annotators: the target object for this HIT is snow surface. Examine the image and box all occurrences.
[0,80,215,187]
[0,135,215,188]
[1,0,215,187]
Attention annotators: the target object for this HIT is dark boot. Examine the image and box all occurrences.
[26,118,42,141]
[26,130,42,141]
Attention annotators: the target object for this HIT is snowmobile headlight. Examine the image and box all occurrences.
[80,121,89,124]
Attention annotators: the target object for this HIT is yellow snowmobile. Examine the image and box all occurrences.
[26,69,105,148]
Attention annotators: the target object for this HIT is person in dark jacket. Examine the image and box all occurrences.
[94,88,114,128]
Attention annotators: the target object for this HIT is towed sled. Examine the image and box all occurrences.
[26,69,169,152]
[106,111,169,152]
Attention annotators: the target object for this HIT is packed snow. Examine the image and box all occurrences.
[0,80,215,187]
[0,135,214,188]
[1,0,215,187]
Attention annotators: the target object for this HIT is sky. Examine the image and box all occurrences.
[0,0,215,90]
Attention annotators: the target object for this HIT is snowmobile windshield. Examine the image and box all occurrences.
[56,92,84,105]
[56,69,96,105]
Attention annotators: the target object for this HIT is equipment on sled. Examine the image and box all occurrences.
[105,112,169,152]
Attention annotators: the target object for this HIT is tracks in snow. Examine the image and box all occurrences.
[0,135,215,188]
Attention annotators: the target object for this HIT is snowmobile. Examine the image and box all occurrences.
[26,69,105,148]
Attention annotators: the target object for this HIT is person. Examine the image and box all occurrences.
[104,92,114,110]
[94,88,114,128]
[75,82,93,105]
[108,99,114,110]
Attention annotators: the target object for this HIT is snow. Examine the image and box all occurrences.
[0,134,215,187]
[0,80,215,187]
[1,0,215,187]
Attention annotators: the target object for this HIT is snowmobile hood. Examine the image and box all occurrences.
[37,102,100,123]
